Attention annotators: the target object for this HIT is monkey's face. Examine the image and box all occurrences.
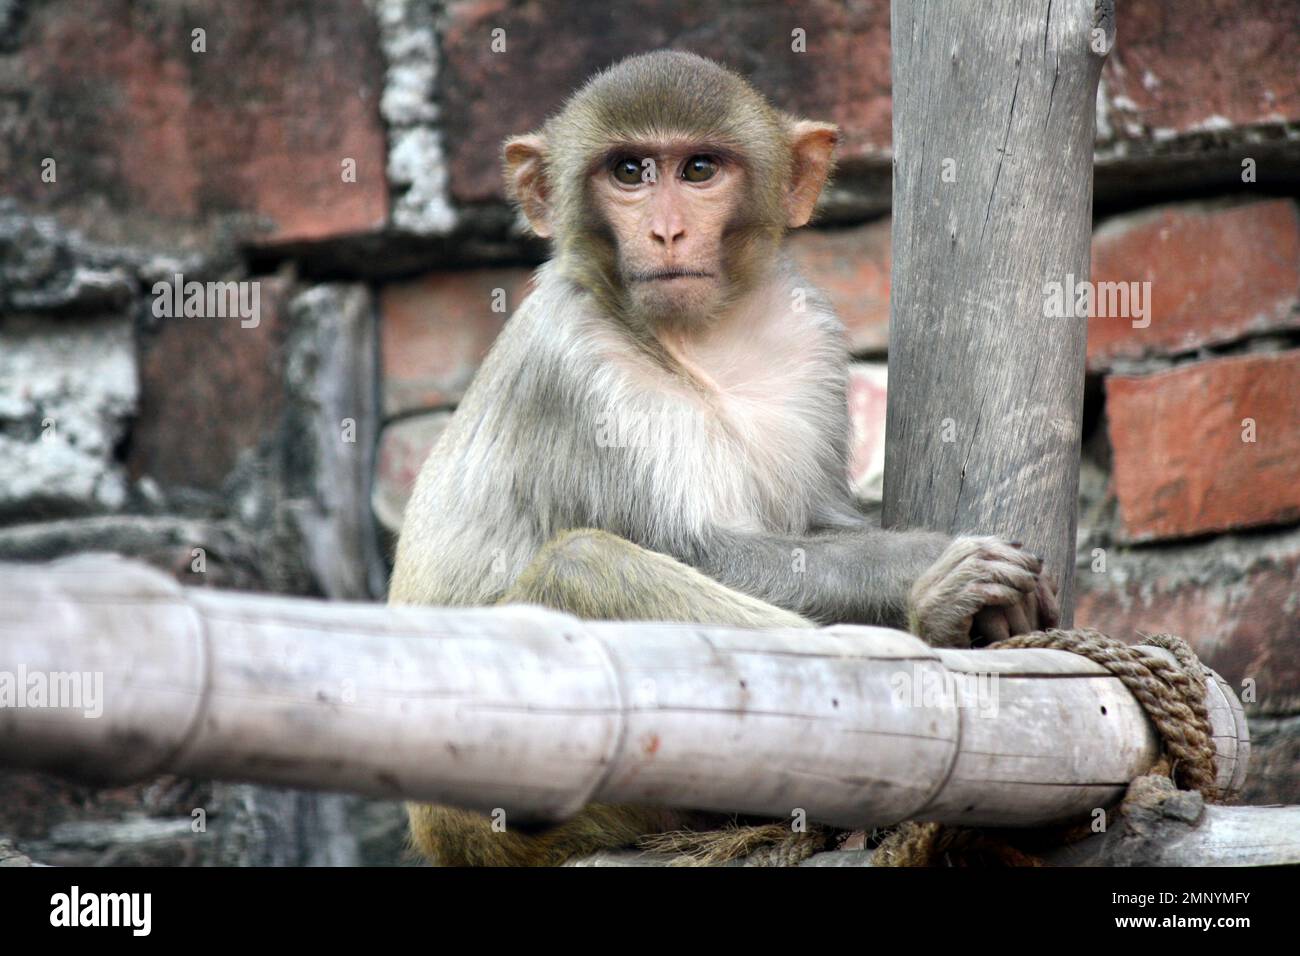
[590,143,748,326]
[501,52,839,332]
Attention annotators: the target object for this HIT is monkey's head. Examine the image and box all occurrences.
[503,50,838,331]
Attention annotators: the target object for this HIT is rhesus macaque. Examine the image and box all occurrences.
[390,50,1059,866]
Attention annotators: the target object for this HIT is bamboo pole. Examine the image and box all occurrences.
[0,555,1248,829]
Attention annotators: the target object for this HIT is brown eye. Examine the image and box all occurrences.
[682,155,719,183]
[612,157,644,185]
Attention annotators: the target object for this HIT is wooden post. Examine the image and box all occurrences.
[0,555,1248,829]
[884,1,1113,622]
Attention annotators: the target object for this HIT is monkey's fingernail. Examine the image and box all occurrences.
[1009,540,1023,548]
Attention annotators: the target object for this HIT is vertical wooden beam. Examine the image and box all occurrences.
[884,0,1113,622]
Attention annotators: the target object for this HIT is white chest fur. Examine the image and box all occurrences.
[647,304,845,534]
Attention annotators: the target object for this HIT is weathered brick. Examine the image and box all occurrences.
[0,516,268,592]
[379,268,531,417]
[373,411,453,533]
[791,220,891,354]
[1099,0,1300,144]
[443,0,1300,205]
[847,363,888,501]
[282,283,385,601]
[0,315,136,518]
[440,0,891,203]
[1106,352,1300,541]
[0,0,388,248]
[1075,536,1300,712]
[129,276,292,490]
[1089,199,1300,367]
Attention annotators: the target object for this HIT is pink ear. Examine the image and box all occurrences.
[785,121,839,228]
[503,133,553,238]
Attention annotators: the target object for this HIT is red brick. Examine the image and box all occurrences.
[379,268,532,417]
[440,0,890,203]
[1100,0,1300,142]
[847,363,888,500]
[129,276,293,490]
[444,0,1300,205]
[1106,352,1300,541]
[0,0,388,248]
[1089,199,1300,368]
[790,220,891,354]
[373,412,453,533]
[1075,545,1300,710]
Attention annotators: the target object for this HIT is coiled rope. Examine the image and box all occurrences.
[873,628,1220,867]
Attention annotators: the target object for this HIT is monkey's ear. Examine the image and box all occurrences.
[784,120,839,228]
[503,134,553,239]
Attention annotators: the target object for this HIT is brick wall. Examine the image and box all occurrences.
[1,0,1297,860]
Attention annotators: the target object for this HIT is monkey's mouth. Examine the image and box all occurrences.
[631,269,716,282]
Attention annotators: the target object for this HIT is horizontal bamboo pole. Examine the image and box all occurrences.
[0,554,1248,829]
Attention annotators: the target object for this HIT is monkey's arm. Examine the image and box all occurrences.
[680,526,1055,645]
[681,525,944,629]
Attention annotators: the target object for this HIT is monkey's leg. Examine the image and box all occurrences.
[503,528,814,628]
[407,803,705,868]
[409,529,815,866]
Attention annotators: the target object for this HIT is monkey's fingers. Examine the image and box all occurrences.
[975,558,1040,595]
[1023,589,1043,630]
[1003,598,1032,636]
[1036,574,1061,628]
[972,607,1012,646]
[972,582,1023,608]
[949,612,978,648]
[979,539,1044,575]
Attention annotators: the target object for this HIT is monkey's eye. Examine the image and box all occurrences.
[682,155,719,183]
[612,157,645,185]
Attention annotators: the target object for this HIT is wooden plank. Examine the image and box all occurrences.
[1042,805,1300,867]
[736,805,1300,867]
[883,0,1113,622]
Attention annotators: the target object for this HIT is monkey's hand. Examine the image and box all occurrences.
[906,536,1060,648]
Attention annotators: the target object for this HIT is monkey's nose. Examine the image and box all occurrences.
[651,225,686,248]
